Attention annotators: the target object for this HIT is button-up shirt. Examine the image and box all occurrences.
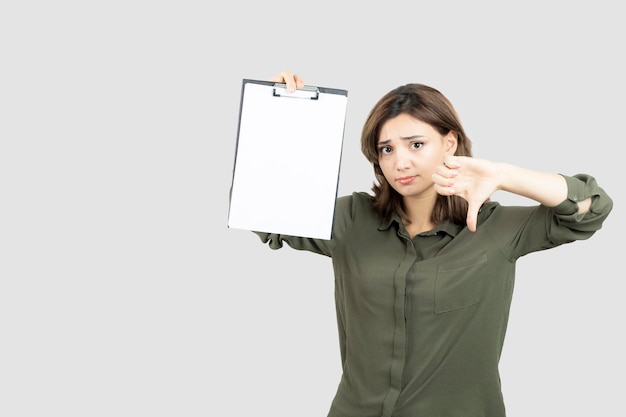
[254,174,613,417]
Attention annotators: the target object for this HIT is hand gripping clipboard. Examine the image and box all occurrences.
[228,79,348,239]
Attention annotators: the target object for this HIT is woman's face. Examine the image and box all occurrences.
[377,113,457,199]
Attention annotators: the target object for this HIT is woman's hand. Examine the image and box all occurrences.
[268,70,304,93]
[432,156,501,232]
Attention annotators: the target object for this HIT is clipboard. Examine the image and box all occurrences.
[228,79,348,239]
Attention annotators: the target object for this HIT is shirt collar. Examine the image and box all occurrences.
[378,212,464,237]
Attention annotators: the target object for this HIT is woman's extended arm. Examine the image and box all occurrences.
[434,156,593,232]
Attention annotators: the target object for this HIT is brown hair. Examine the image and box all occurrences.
[361,83,473,226]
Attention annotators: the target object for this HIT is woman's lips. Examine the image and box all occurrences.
[397,176,416,185]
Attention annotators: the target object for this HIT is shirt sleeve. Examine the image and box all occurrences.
[252,230,333,256]
[488,173,613,260]
[552,174,614,232]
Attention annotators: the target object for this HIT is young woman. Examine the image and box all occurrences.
[251,70,613,417]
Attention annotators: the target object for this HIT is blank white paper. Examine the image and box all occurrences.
[228,80,348,239]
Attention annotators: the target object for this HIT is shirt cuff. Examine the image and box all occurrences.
[552,174,587,216]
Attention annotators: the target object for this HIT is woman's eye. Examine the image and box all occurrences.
[411,142,424,149]
[379,146,392,154]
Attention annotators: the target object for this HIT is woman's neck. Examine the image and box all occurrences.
[402,194,437,237]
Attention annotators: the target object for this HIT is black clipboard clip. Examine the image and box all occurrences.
[272,83,319,100]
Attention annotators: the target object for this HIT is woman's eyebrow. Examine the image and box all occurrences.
[378,134,424,145]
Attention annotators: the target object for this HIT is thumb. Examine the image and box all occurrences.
[466,200,480,232]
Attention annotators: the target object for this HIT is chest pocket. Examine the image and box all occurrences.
[434,252,487,314]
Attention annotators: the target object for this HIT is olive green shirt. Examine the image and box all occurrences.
[254,174,612,417]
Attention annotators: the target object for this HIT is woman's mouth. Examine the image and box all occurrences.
[397,176,416,185]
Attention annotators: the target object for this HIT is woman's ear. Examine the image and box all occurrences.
[445,131,458,155]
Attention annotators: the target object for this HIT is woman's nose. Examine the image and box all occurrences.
[394,151,411,170]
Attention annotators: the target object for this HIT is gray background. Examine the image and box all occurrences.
[1,1,623,416]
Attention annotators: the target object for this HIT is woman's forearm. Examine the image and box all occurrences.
[497,163,591,213]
